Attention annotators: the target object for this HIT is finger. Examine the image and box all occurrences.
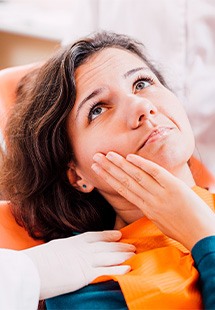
[92,162,146,210]
[83,230,122,243]
[92,153,151,200]
[93,153,138,192]
[94,152,157,194]
[93,252,135,267]
[107,152,158,190]
[126,154,177,188]
[94,265,131,278]
[93,152,164,202]
[92,241,136,253]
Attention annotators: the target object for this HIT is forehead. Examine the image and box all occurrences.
[74,47,148,86]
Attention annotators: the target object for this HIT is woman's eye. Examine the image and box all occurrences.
[135,79,151,91]
[89,105,107,121]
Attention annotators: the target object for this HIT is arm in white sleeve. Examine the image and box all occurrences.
[0,249,40,310]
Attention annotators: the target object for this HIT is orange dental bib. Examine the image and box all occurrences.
[93,186,215,309]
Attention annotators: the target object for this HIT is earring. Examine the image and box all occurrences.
[82,184,87,189]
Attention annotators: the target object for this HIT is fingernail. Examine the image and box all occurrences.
[106,152,121,160]
[126,154,132,160]
[91,163,100,174]
[93,153,103,163]
[106,152,114,160]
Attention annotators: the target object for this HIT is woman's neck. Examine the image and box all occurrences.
[104,193,145,228]
[171,163,196,187]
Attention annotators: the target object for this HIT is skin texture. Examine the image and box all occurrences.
[67,47,196,228]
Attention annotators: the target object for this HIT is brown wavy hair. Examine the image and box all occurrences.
[0,31,168,241]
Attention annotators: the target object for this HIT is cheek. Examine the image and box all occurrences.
[156,92,195,152]
[73,133,113,170]
[73,134,119,192]
[73,139,94,167]
[168,106,195,155]
[172,104,194,137]
[73,130,131,180]
[159,92,192,132]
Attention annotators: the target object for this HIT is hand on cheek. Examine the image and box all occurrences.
[91,152,215,250]
[91,151,167,205]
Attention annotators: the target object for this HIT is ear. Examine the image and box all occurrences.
[67,162,95,193]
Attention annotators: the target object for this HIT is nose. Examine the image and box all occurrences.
[125,94,158,129]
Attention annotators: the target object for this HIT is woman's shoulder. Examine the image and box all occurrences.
[0,200,43,250]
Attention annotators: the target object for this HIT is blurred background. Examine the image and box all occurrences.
[0,0,215,175]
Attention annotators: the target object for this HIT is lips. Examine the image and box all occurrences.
[138,127,173,150]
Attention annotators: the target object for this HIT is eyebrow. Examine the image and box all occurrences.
[76,88,104,119]
[123,67,149,78]
[75,66,150,119]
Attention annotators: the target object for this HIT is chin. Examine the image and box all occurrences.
[146,151,191,174]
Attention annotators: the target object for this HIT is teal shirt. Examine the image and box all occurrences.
[46,236,215,310]
[192,235,215,310]
[46,280,127,309]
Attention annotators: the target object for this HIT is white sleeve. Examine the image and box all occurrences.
[0,249,40,310]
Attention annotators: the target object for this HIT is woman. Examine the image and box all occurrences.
[0,31,215,309]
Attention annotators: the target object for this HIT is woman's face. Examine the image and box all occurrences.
[67,47,195,194]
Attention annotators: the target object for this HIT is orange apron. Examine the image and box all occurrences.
[93,186,215,309]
